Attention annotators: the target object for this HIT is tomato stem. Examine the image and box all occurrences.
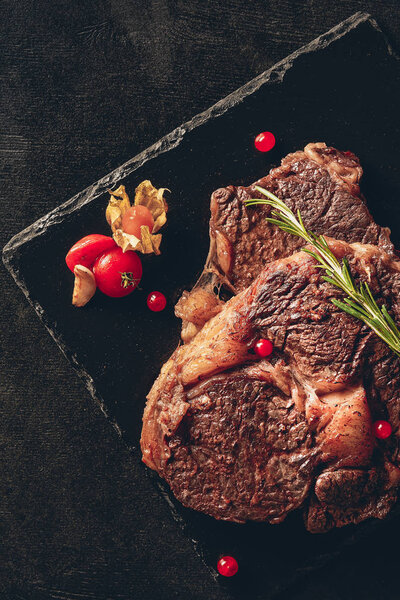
[120,271,140,288]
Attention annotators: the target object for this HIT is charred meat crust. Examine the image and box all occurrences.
[176,143,392,345]
[142,238,400,531]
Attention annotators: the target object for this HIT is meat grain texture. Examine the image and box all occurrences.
[141,143,400,532]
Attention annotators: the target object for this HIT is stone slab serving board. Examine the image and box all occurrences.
[4,12,400,599]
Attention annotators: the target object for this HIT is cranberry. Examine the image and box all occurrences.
[254,338,274,358]
[373,420,392,440]
[147,291,167,312]
[254,131,276,152]
[217,556,238,577]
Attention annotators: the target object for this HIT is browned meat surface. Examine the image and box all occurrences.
[176,143,393,344]
[141,239,400,532]
[210,142,393,293]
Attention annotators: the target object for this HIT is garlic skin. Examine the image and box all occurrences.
[72,265,96,307]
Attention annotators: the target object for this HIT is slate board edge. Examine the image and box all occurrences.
[1,11,393,594]
[2,11,377,261]
[0,9,378,443]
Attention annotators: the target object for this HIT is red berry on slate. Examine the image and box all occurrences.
[254,131,276,152]
[373,420,392,440]
[217,556,239,577]
[254,338,274,358]
[147,291,167,312]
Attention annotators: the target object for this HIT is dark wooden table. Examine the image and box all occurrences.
[2,2,400,599]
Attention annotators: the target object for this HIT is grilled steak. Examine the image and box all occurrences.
[141,144,400,532]
[142,239,400,531]
[176,143,393,343]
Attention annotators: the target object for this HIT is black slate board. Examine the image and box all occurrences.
[4,12,400,599]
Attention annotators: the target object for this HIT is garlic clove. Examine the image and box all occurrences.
[72,265,96,307]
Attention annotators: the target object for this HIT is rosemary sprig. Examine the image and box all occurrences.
[245,186,400,357]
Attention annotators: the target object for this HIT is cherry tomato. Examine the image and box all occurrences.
[122,205,155,238]
[254,131,276,152]
[93,247,142,298]
[66,234,117,272]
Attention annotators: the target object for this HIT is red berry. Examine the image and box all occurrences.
[254,338,274,358]
[373,420,392,440]
[217,556,238,577]
[147,291,167,312]
[254,131,276,152]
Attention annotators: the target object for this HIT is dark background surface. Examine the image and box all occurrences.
[2,2,400,599]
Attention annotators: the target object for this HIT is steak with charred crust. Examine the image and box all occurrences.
[142,238,400,532]
[176,143,393,343]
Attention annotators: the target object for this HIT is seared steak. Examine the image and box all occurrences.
[209,142,393,292]
[142,144,400,532]
[176,143,393,343]
[141,239,400,532]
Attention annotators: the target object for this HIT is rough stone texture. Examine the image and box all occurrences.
[2,3,400,600]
